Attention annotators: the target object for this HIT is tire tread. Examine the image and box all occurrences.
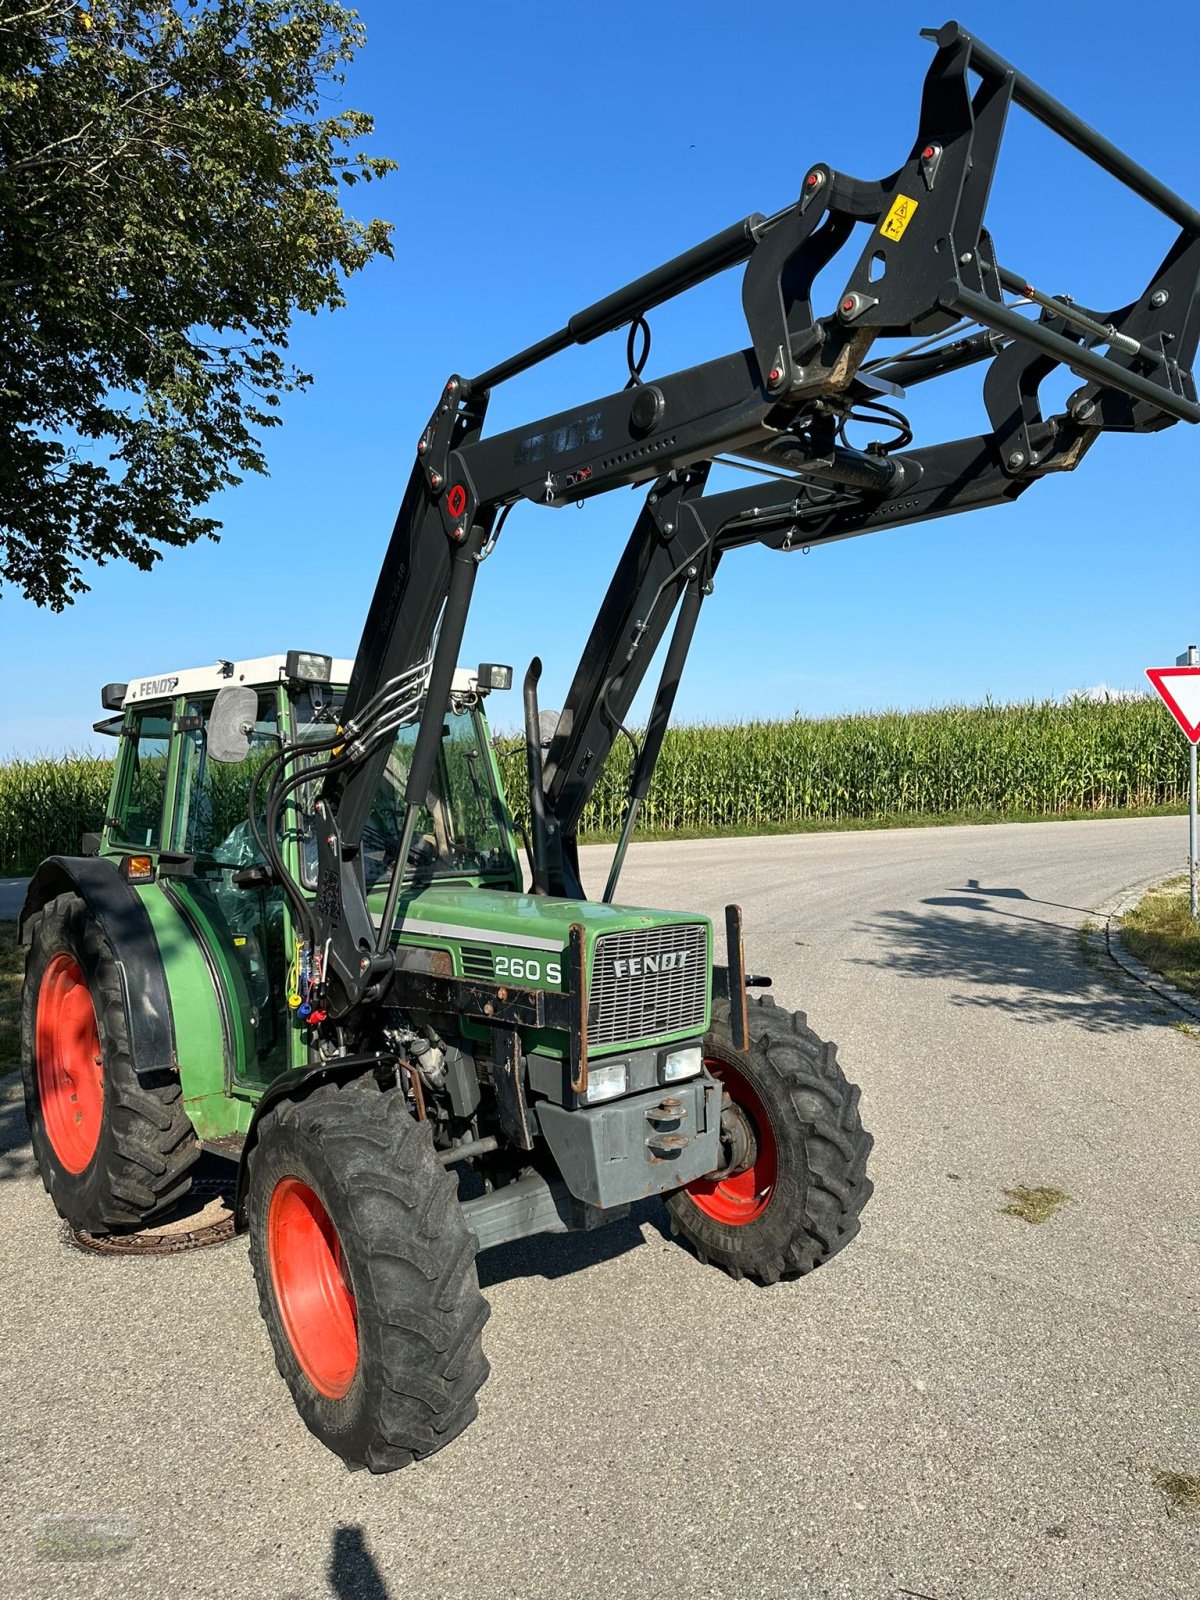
[20,892,198,1233]
[246,1080,490,1474]
[665,994,873,1285]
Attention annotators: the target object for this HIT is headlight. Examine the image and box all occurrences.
[585,1062,628,1103]
[662,1045,702,1082]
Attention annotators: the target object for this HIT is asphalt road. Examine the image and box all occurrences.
[2,817,1198,1600]
[0,877,29,919]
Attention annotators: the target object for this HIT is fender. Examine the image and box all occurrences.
[232,1051,396,1230]
[19,856,177,1084]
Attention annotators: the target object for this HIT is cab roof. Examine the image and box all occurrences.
[119,655,482,707]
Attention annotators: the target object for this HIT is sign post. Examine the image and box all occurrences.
[1146,647,1200,920]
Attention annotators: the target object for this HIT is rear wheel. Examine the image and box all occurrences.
[21,892,199,1232]
[247,1078,490,1472]
[665,995,873,1283]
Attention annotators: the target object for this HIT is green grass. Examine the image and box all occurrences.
[577,800,1188,847]
[0,921,22,1071]
[1153,1468,1200,1513]
[1120,878,1200,998]
[1000,1185,1072,1224]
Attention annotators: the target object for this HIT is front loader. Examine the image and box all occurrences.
[19,21,1200,1470]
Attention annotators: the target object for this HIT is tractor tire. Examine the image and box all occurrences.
[665,994,873,1284]
[20,891,199,1233]
[246,1077,490,1473]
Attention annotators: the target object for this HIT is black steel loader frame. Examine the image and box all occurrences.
[265,20,1200,1020]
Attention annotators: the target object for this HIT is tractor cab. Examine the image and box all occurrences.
[96,652,525,1098]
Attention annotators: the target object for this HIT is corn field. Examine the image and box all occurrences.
[0,752,114,877]
[0,698,1188,874]
[496,696,1190,838]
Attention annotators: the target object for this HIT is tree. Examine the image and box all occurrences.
[0,1,394,608]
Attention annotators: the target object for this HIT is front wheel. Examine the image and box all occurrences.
[246,1078,490,1472]
[665,996,873,1283]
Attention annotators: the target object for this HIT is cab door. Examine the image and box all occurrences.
[165,688,292,1091]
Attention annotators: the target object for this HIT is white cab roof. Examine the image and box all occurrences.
[121,655,482,706]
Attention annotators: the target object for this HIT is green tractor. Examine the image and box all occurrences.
[20,652,870,1471]
[19,22,1200,1469]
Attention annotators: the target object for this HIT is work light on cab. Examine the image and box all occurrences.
[476,662,513,692]
[284,650,332,684]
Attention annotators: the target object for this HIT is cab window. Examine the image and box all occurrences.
[289,690,513,889]
[173,693,280,863]
[362,712,512,890]
[109,706,171,850]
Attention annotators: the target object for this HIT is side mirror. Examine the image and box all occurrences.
[207,685,259,763]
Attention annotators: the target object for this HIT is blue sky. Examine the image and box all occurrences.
[4,0,1199,755]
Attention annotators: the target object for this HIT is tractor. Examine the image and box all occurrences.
[18,21,1200,1470]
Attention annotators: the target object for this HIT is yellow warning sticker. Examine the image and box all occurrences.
[879,193,919,242]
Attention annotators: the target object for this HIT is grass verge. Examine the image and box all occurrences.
[1153,1468,1200,1513]
[576,802,1189,849]
[1000,1185,1072,1225]
[0,921,21,1072]
[1120,877,1200,999]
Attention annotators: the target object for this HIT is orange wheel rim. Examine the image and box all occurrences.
[35,953,104,1174]
[267,1176,359,1399]
[684,1057,777,1225]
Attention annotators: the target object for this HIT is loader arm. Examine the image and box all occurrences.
[277,19,1200,1013]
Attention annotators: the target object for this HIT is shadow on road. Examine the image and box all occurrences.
[857,893,1169,1034]
[328,1525,390,1600]
[476,1196,664,1289]
[0,1097,35,1184]
[0,1082,665,1287]
[922,875,1096,917]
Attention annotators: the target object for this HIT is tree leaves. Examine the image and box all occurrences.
[0,0,395,607]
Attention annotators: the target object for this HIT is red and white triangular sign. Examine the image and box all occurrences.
[1147,666,1200,743]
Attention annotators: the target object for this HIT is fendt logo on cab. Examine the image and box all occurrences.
[612,951,690,980]
[136,675,179,698]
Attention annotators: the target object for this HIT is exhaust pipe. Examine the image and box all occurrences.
[523,658,551,894]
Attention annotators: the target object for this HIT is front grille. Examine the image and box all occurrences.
[589,923,708,1047]
[460,945,495,980]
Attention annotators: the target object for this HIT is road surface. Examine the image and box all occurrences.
[1,817,1197,1600]
[0,878,28,920]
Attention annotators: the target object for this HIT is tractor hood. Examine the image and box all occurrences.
[386,882,709,957]
[377,882,714,1057]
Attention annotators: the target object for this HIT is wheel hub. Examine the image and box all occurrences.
[681,1057,778,1226]
[711,1093,757,1180]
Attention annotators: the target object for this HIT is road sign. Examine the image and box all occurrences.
[1148,646,1200,921]
[1145,665,1200,743]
